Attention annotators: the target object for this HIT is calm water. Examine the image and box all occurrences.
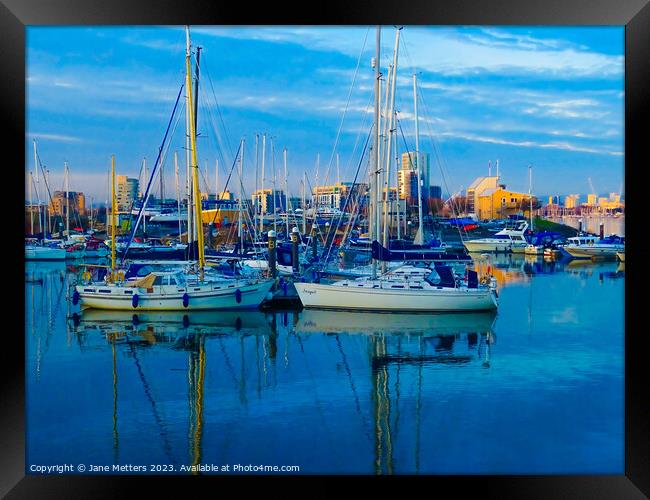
[25,255,624,474]
[546,215,625,237]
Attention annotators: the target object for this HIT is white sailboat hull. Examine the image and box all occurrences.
[294,282,497,312]
[76,279,274,311]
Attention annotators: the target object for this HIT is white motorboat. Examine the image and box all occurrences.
[463,221,529,253]
[563,235,625,259]
[295,264,497,312]
[74,269,274,311]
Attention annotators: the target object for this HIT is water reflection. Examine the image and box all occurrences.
[25,260,623,474]
[56,304,497,474]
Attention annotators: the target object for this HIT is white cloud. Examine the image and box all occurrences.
[28,133,82,143]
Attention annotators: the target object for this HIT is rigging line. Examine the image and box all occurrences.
[416,86,467,239]
[201,55,236,161]
[34,151,62,231]
[321,124,373,266]
[125,338,175,463]
[198,88,231,185]
[322,88,375,245]
[320,26,371,191]
[216,336,240,387]
[208,141,242,225]
[121,83,184,264]
[334,335,373,443]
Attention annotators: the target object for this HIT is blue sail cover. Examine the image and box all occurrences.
[371,240,471,262]
[432,263,456,288]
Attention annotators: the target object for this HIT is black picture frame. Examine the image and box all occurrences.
[3,0,648,497]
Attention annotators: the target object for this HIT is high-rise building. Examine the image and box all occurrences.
[116,176,139,212]
[251,189,286,215]
[401,152,430,189]
[587,194,597,206]
[49,191,86,217]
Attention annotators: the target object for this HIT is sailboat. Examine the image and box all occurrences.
[295,26,498,313]
[73,28,274,311]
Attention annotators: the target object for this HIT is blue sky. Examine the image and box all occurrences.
[26,26,624,203]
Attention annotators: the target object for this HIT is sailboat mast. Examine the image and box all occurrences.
[271,138,277,234]
[284,147,289,236]
[302,172,306,234]
[382,28,401,253]
[185,25,206,277]
[142,158,147,233]
[64,161,70,238]
[413,73,424,245]
[239,138,244,252]
[32,140,43,236]
[529,165,533,232]
[260,134,266,235]
[175,151,182,237]
[254,134,259,233]
[28,171,34,236]
[185,70,193,245]
[394,115,401,240]
[111,155,116,280]
[370,25,381,280]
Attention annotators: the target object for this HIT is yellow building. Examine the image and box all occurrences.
[466,176,500,216]
[587,194,597,206]
[477,187,531,220]
[565,194,580,209]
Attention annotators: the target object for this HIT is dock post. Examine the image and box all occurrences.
[291,226,300,274]
[268,230,277,278]
[311,224,318,262]
[599,222,604,240]
[578,218,583,233]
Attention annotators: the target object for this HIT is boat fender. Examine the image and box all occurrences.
[132,314,139,325]
[132,293,139,308]
[235,289,242,303]
[182,315,190,327]
[72,290,80,305]
[182,293,190,308]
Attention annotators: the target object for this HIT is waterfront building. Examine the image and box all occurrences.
[476,185,531,220]
[587,194,598,206]
[312,182,368,212]
[401,152,430,187]
[116,176,139,212]
[49,190,86,217]
[565,194,580,209]
[466,176,500,216]
[251,189,285,215]
[200,198,251,225]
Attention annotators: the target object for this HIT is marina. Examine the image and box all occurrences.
[24,25,625,476]
[25,253,624,473]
